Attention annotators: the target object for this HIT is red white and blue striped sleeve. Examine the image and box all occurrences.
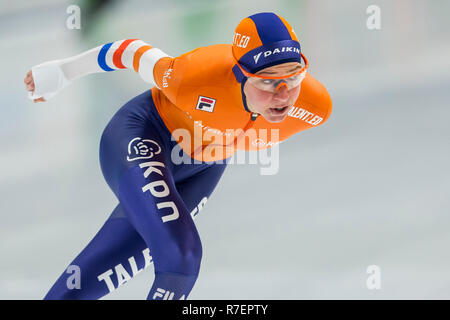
[29,39,171,100]
[95,39,170,85]
[63,39,170,85]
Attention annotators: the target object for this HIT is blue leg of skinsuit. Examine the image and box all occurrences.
[43,90,228,300]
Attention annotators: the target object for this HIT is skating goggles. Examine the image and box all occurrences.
[237,53,308,93]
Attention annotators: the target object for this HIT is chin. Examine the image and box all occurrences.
[263,113,288,123]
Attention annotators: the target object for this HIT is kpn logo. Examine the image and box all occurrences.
[127,137,162,162]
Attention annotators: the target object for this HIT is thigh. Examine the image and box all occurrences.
[99,90,173,195]
[99,91,202,275]
[175,162,228,220]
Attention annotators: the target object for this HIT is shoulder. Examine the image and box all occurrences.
[174,44,236,86]
[297,73,333,124]
[178,44,233,64]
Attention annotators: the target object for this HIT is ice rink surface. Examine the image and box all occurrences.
[1,0,450,299]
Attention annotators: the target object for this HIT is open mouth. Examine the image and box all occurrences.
[269,105,289,115]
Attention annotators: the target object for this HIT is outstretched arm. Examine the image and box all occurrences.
[24,39,170,101]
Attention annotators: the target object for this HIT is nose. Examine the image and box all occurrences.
[273,83,289,101]
[275,82,288,91]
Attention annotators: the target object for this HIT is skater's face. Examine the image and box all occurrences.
[243,62,304,123]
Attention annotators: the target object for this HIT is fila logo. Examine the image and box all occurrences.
[196,96,216,113]
[152,288,186,300]
[153,288,175,300]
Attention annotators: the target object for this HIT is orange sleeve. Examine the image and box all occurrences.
[152,45,231,109]
[152,47,199,106]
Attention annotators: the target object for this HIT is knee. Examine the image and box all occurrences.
[155,234,203,276]
[180,238,203,275]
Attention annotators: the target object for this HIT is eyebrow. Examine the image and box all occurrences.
[256,65,302,75]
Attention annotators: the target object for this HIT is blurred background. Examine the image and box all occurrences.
[1,0,450,299]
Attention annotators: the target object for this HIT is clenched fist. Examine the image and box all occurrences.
[24,70,46,103]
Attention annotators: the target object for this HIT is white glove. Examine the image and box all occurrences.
[28,60,71,101]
